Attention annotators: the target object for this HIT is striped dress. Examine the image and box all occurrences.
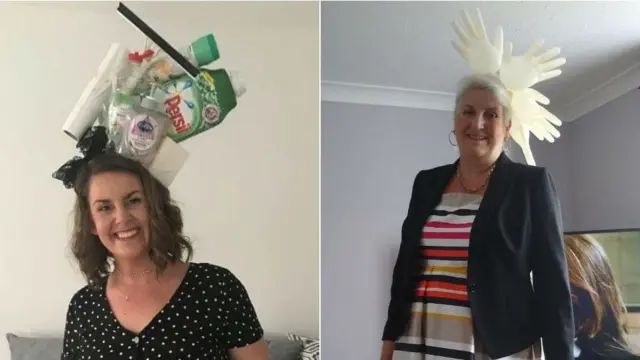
[394,193,542,360]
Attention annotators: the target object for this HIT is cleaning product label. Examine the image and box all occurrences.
[152,69,238,143]
[128,114,160,153]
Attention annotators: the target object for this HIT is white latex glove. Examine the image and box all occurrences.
[500,39,567,90]
[451,8,504,74]
[509,118,536,166]
[510,88,562,144]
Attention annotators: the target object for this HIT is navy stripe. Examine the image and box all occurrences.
[425,255,468,261]
[395,342,472,359]
[419,274,467,285]
[422,246,469,251]
[431,208,478,217]
[411,296,470,307]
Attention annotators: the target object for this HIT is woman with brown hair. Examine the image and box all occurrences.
[564,233,639,360]
[52,128,270,360]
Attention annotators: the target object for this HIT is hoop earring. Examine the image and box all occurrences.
[449,130,457,147]
[504,137,511,153]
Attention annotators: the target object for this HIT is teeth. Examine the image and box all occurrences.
[469,135,486,140]
[115,228,139,239]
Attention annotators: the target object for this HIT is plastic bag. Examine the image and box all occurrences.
[110,93,171,167]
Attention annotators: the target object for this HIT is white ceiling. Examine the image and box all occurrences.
[321,1,640,122]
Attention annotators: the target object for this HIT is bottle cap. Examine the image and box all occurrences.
[228,70,246,99]
[191,34,220,66]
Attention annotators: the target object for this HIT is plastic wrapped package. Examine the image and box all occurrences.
[107,92,171,167]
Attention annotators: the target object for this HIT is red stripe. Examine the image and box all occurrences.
[418,280,467,292]
[424,249,468,258]
[426,221,473,229]
[423,231,470,240]
[416,289,469,301]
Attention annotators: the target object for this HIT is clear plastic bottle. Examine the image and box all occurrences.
[121,96,171,166]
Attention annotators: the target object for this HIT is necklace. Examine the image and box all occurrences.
[111,281,150,316]
[111,268,153,302]
[113,267,153,278]
[456,163,496,193]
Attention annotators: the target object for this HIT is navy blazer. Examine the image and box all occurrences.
[382,153,575,359]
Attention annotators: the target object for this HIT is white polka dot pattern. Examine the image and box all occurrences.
[61,263,264,359]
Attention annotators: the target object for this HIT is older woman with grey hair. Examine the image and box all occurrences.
[379,74,574,360]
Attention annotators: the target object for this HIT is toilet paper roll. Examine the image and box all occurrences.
[147,137,189,187]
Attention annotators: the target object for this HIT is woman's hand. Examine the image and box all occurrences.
[380,340,395,360]
[230,339,270,360]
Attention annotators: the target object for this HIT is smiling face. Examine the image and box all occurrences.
[454,87,511,164]
[88,171,150,261]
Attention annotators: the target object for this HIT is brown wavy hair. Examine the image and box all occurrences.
[70,153,193,288]
[564,233,628,340]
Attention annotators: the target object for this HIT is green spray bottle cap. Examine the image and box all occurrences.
[191,34,220,66]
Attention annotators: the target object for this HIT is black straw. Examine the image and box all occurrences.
[116,2,200,79]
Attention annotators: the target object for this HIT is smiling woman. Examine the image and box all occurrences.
[380,74,575,360]
[60,153,270,360]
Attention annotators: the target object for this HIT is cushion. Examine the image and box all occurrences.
[6,332,304,360]
[266,337,304,360]
[288,333,319,360]
[6,333,63,360]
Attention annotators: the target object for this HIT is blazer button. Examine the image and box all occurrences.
[468,283,476,292]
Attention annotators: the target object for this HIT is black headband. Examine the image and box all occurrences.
[52,126,114,189]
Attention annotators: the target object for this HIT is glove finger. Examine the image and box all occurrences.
[540,58,566,72]
[541,119,561,138]
[536,47,561,63]
[503,41,513,62]
[524,38,545,58]
[539,69,562,83]
[539,106,563,126]
[452,20,471,46]
[473,8,489,40]
[462,10,479,39]
[452,40,471,61]
[524,88,550,105]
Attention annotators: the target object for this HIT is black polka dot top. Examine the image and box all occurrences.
[61,263,264,360]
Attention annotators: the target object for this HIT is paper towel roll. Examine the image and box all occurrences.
[62,43,127,141]
[147,138,189,187]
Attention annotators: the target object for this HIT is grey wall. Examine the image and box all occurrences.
[321,102,456,360]
[506,90,640,232]
[561,89,640,231]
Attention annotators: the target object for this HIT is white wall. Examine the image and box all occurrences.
[0,2,319,359]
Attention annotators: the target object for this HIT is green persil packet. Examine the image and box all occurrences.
[151,69,242,143]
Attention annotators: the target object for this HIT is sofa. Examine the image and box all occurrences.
[6,332,319,360]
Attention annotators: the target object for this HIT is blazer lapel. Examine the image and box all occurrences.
[470,152,513,244]
[422,162,457,217]
[409,163,457,249]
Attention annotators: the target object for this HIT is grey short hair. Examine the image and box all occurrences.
[454,74,512,126]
